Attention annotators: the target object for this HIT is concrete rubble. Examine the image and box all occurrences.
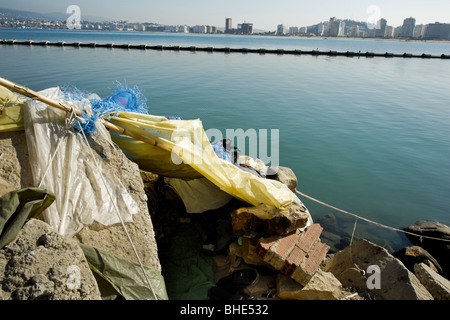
[0,218,101,300]
[414,262,450,300]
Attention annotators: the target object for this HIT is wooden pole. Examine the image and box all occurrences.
[0,77,173,153]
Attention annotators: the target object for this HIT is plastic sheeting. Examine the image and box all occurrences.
[167,177,233,213]
[80,243,168,300]
[0,188,56,249]
[158,224,216,300]
[1,84,307,220]
[0,86,27,133]
[23,87,139,237]
[109,112,297,216]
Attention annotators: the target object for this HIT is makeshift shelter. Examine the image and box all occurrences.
[0,78,313,300]
[0,80,311,223]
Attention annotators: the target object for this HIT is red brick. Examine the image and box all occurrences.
[286,246,307,266]
[303,241,330,275]
[255,235,279,259]
[280,246,307,276]
[275,230,300,259]
[296,224,323,253]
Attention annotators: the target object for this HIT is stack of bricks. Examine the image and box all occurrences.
[255,223,330,286]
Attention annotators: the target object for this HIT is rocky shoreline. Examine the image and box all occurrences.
[1,127,450,301]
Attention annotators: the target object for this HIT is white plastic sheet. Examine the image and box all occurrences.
[24,87,138,237]
[167,177,233,213]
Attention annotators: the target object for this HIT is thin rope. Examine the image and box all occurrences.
[295,189,450,243]
[74,115,158,300]
[350,218,358,245]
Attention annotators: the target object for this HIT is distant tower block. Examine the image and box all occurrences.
[225,18,232,33]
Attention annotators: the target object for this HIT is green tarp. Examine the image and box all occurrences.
[0,187,168,300]
[0,188,55,249]
[158,224,216,300]
[80,243,168,300]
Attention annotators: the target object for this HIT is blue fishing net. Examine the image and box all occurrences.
[62,82,149,136]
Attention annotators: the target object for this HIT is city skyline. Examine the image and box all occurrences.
[2,0,450,31]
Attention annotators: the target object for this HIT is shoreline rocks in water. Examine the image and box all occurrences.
[402,220,450,279]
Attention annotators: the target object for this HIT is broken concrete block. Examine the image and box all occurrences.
[240,237,270,267]
[231,202,310,238]
[325,239,434,300]
[276,273,304,300]
[277,270,345,300]
[414,262,450,300]
[254,224,329,286]
[0,219,101,300]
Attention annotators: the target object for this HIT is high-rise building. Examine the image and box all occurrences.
[328,17,342,37]
[177,25,188,33]
[316,23,326,36]
[394,26,403,38]
[289,26,299,35]
[277,24,287,35]
[424,22,450,40]
[385,26,394,38]
[375,18,387,38]
[339,21,346,36]
[299,26,308,34]
[400,17,416,38]
[349,25,360,38]
[413,25,427,39]
[238,23,253,35]
[225,18,232,33]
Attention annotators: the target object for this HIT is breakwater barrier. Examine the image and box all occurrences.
[2,39,450,59]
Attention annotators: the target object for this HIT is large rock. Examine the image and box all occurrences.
[325,239,433,300]
[268,166,298,193]
[231,200,310,238]
[0,219,101,300]
[0,176,15,197]
[393,246,443,275]
[276,270,353,300]
[403,220,450,279]
[0,132,34,190]
[414,263,450,300]
[0,129,162,275]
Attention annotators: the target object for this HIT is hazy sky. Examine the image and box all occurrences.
[2,0,449,30]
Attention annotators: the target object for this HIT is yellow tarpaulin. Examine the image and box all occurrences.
[109,112,296,213]
[0,86,297,215]
[0,86,27,133]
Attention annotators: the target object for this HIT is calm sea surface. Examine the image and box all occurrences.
[1,29,450,249]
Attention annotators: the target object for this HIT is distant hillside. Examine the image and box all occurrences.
[0,7,109,22]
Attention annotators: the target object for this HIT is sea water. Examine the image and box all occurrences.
[1,29,450,249]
